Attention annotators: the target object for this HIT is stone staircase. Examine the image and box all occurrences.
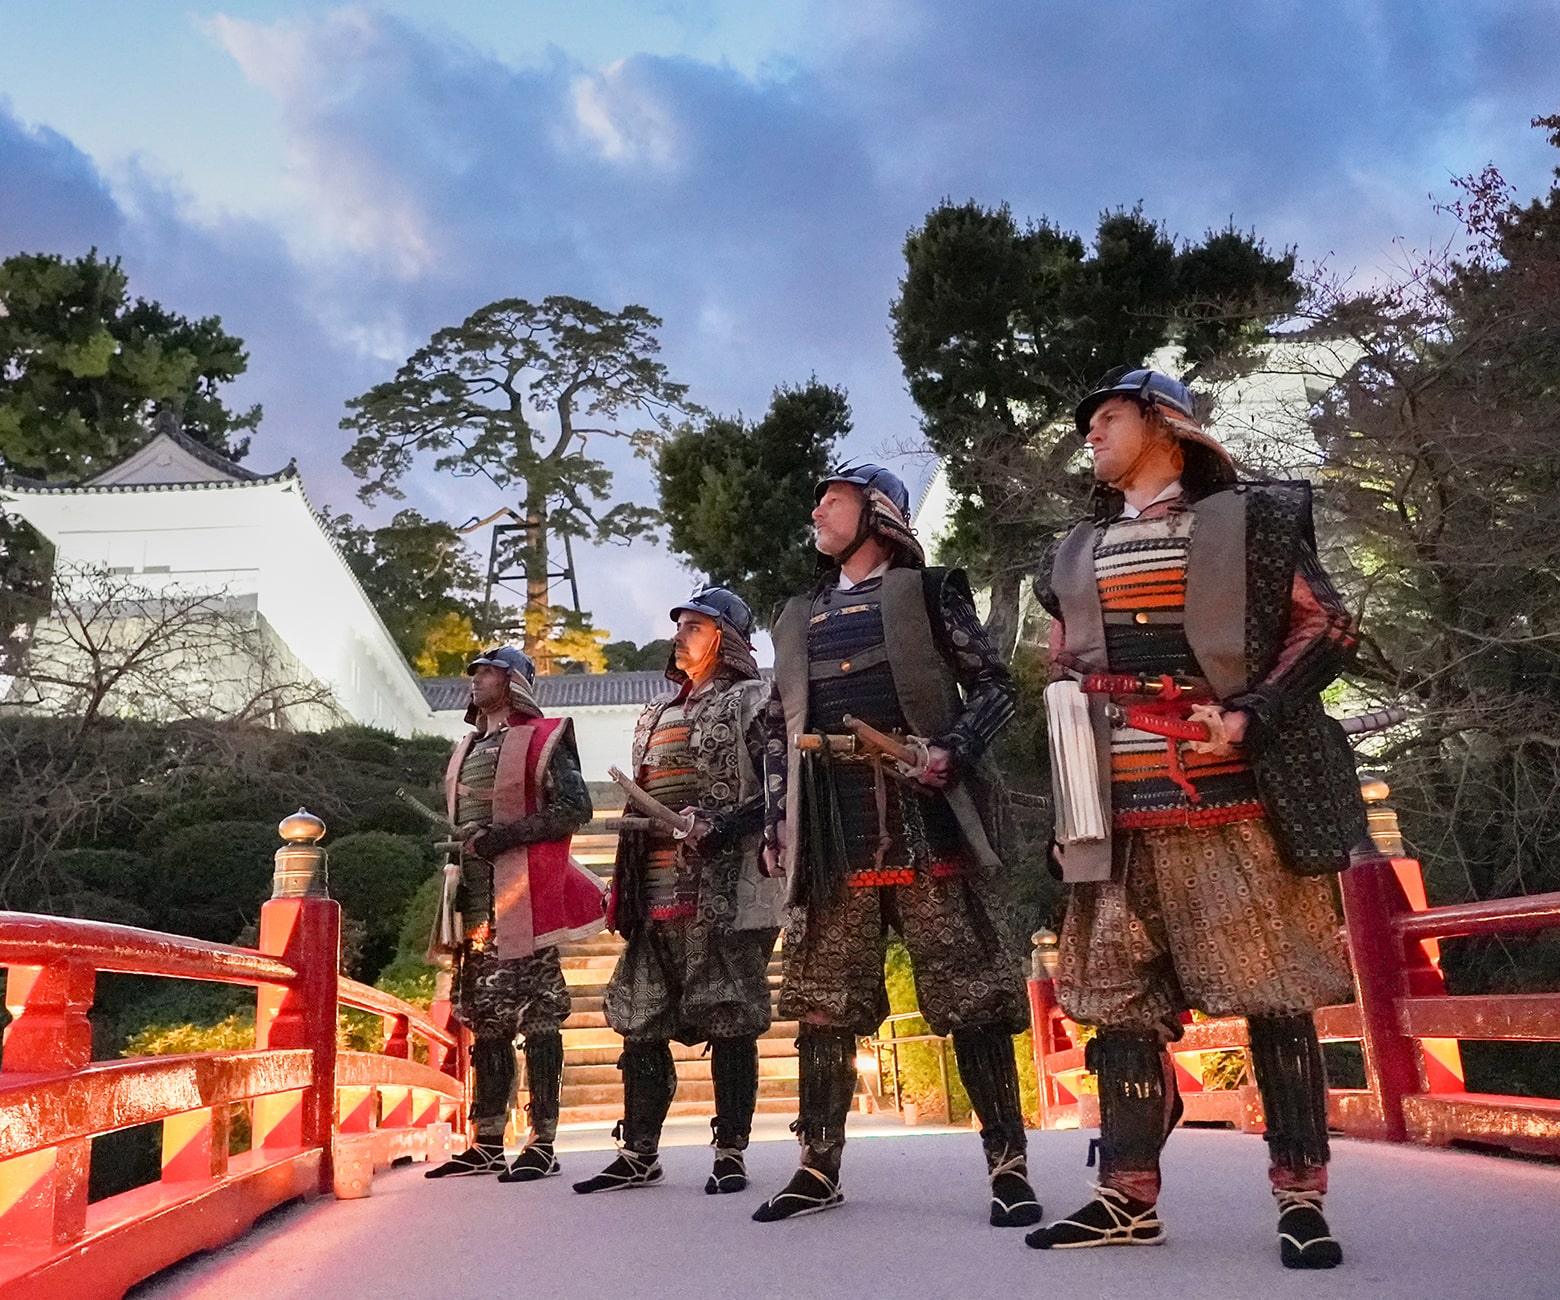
[544,809,800,1128]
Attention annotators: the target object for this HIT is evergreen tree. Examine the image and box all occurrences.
[0,249,261,669]
[325,508,487,672]
[341,296,694,660]
[657,380,850,626]
[0,249,259,478]
[1310,117,1560,913]
[892,202,1299,654]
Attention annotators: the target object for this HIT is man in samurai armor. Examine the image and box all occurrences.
[574,585,785,1196]
[425,645,606,1181]
[752,462,1039,1227]
[1027,369,1365,1268]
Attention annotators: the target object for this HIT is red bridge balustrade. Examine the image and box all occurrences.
[0,810,471,1300]
[1029,781,1560,1158]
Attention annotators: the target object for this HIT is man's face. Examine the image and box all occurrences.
[812,482,865,558]
[673,611,720,676]
[1086,396,1161,485]
[469,663,510,712]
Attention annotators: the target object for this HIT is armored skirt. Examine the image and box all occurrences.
[777,869,1030,1039]
[604,674,782,1045]
[455,943,572,1040]
[604,913,778,1045]
[1055,819,1352,1043]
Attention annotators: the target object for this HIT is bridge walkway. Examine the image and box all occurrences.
[131,1117,1560,1300]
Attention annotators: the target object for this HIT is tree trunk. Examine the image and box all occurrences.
[985,567,1022,661]
[523,487,550,667]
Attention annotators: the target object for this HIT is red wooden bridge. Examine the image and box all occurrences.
[2,805,1558,1299]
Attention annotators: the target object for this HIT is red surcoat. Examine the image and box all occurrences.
[443,714,606,959]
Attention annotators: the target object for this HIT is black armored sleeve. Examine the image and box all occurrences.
[471,743,593,858]
[929,568,1017,770]
[760,682,788,853]
[1224,543,1359,748]
[1221,486,1360,749]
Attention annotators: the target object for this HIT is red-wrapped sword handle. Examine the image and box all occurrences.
[1082,673,1187,700]
[1110,706,1211,742]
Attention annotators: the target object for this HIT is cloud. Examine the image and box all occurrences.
[818,0,1559,264]
[0,103,128,256]
[194,10,929,634]
[0,98,378,505]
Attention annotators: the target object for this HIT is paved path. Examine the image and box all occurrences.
[133,1117,1560,1300]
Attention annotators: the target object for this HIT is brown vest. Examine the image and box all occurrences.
[1047,485,1364,880]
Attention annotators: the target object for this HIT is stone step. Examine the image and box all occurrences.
[563,1022,798,1052]
[558,1096,797,1126]
[563,968,785,994]
[561,937,626,958]
[561,955,622,976]
[560,933,786,953]
[563,1002,785,1031]
[564,969,784,992]
[560,1077,799,1108]
[563,1058,799,1088]
[560,942,782,961]
[565,1037,798,1068]
[572,825,619,878]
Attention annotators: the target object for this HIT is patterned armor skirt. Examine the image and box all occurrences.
[778,870,1030,1039]
[604,916,779,1045]
[1055,818,1352,1042]
[454,945,572,1039]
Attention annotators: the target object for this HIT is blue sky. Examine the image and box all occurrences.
[2,1,1557,643]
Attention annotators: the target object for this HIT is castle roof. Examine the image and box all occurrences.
[420,667,775,713]
[2,427,295,495]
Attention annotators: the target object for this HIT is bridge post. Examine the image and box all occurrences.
[255,810,341,1195]
[1339,777,1429,1142]
[1340,860,1420,1140]
[0,959,94,1248]
[1026,930,1080,1129]
[382,1011,411,1060]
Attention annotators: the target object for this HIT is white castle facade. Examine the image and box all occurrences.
[0,429,674,776]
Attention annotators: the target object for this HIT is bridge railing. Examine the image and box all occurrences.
[0,811,470,1300]
[1028,791,1560,1158]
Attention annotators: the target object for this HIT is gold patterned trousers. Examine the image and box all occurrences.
[1056,818,1352,1042]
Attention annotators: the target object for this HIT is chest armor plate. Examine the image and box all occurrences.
[806,581,906,734]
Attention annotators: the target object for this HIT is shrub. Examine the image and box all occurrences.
[125,1012,254,1055]
[328,831,432,976]
[152,820,278,941]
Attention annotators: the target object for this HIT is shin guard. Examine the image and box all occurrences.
[1088,1031,1179,1199]
[952,1026,1027,1157]
[710,1035,761,1150]
[469,1034,518,1141]
[522,1030,564,1145]
[794,1027,856,1177]
[619,1040,677,1156]
[1248,1013,1331,1174]
[953,1026,1041,1227]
